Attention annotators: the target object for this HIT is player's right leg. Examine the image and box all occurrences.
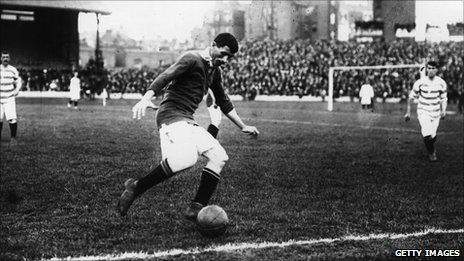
[117,121,199,216]
[418,113,437,161]
[184,126,229,221]
[5,100,18,143]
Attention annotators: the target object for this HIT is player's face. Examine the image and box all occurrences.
[212,46,233,67]
[427,65,437,78]
[1,54,10,66]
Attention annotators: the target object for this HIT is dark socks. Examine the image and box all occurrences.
[134,159,173,196]
[193,168,220,206]
[423,135,435,154]
[0,122,2,136]
[207,124,219,139]
[9,122,17,138]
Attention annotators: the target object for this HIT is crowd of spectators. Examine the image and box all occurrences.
[222,38,463,102]
[16,39,463,103]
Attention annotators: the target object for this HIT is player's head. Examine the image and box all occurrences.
[1,50,10,66]
[211,33,238,67]
[73,71,79,77]
[426,60,438,78]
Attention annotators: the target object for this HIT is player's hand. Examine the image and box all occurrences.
[404,113,410,122]
[242,125,259,136]
[132,99,157,119]
[207,105,222,127]
[440,111,446,120]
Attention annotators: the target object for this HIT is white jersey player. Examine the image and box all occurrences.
[359,80,375,111]
[68,71,81,109]
[0,50,22,145]
[405,61,447,162]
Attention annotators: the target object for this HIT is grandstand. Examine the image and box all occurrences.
[0,0,110,69]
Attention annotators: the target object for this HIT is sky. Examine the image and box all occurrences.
[78,0,464,42]
[79,1,217,42]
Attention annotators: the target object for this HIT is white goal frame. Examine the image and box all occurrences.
[327,64,422,111]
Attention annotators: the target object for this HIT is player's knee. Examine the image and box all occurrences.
[205,147,229,173]
[166,146,198,173]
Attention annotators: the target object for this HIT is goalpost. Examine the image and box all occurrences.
[327,64,422,111]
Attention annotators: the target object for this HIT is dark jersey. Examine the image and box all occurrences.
[148,51,234,128]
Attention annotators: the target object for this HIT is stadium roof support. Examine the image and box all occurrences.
[0,0,111,15]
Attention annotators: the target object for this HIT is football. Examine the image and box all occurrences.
[196,205,229,238]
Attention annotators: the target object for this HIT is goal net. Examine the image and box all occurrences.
[327,64,422,111]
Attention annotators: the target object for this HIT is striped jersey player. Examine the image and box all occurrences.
[1,50,21,144]
[405,61,447,162]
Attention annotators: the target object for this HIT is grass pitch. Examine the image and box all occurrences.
[1,98,463,260]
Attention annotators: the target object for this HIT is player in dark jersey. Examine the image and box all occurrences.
[117,33,259,221]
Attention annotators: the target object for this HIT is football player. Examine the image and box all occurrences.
[0,50,21,145]
[405,61,447,162]
[117,33,259,221]
[359,78,375,112]
[68,71,81,109]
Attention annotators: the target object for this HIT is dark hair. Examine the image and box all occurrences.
[427,60,438,67]
[214,33,239,54]
[1,50,9,55]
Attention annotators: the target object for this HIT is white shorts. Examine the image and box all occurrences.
[0,100,17,121]
[69,92,80,101]
[360,97,372,105]
[417,111,440,137]
[159,121,223,161]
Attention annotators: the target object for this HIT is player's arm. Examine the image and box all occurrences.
[13,68,21,96]
[225,109,259,135]
[210,70,259,136]
[133,53,194,119]
[440,80,448,119]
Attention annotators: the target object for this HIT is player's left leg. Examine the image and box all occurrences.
[117,122,199,216]
[418,113,438,161]
[428,116,441,160]
[5,100,18,141]
[184,126,229,221]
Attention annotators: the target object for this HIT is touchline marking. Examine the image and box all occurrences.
[46,228,463,261]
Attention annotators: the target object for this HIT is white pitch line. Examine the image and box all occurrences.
[212,116,460,136]
[246,117,421,133]
[46,228,464,261]
[246,117,463,136]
